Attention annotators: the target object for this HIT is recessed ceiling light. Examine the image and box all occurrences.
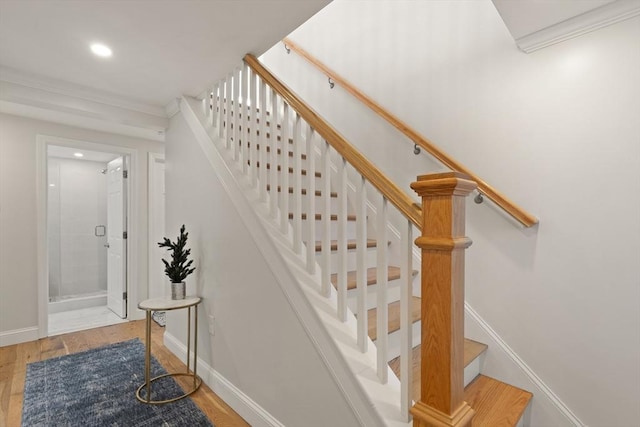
[91,43,112,58]
[74,152,84,158]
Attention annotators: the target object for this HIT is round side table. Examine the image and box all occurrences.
[136,296,202,404]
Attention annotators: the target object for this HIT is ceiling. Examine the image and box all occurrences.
[1,0,636,139]
[0,0,330,137]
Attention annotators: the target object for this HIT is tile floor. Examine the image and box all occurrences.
[48,305,128,336]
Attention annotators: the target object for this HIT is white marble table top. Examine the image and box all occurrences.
[138,296,201,311]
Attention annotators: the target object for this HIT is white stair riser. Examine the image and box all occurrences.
[346,280,402,314]
[314,245,379,272]
[277,193,339,214]
[516,407,529,427]
[377,320,422,362]
[267,173,324,189]
[299,218,357,241]
[464,354,482,388]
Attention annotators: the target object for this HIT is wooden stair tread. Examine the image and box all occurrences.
[266,185,337,198]
[249,161,322,178]
[262,146,306,159]
[288,213,357,221]
[256,131,292,143]
[228,115,279,129]
[258,119,279,129]
[464,375,533,427]
[314,239,377,252]
[236,128,292,143]
[243,142,305,158]
[366,296,421,341]
[388,339,490,407]
[330,266,417,290]
[464,339,489,366]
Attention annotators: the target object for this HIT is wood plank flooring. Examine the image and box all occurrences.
[0,320,249,427]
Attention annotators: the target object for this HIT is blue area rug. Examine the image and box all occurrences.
[21,339,213,426]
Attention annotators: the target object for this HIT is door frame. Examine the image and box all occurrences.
[36,134,139,338]
[147,152,165,300]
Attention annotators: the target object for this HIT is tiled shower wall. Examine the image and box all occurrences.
[48,158,108,299]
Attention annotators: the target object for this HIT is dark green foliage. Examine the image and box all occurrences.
[158,224,196,283]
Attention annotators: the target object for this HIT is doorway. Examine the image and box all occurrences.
[37,136,137,337]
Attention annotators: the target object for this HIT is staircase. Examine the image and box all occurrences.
[187,56,532,426]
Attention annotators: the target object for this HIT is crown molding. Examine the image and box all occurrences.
[165,98,181,118]
[0,99,165,142]
[0,79,168,141]
[0,66,167,118]
[516,0,640,53]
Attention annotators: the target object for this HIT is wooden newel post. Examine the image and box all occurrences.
[410,171,477,427]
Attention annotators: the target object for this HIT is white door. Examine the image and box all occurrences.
[107,156,127,318]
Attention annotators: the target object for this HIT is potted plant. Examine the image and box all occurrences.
[158,224,196,300]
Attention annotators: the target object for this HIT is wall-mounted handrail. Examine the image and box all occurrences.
[282,37,538,228]
[244,54,423,229]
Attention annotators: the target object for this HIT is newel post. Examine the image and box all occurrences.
[410,171,477,427]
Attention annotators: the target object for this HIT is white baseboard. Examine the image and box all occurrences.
[163,331,285,427]
[0,326,39,347]
[465,303,585,427]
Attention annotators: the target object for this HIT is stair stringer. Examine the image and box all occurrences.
[181,95,411,427]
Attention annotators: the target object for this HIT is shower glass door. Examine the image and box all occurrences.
[106,156,127,318]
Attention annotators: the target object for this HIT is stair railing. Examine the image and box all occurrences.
[200,55,476,425]
[282,37,538,228]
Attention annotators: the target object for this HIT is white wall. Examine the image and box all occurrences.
[0,112,163,337]
[164,111,363,427]
[261,1,640,426]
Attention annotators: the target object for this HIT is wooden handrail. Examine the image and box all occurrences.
[244,54,423,229]
[282,38,538,228]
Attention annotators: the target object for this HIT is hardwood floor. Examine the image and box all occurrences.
[0,320,249,427]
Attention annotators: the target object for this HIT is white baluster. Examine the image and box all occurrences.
[250,72,259,187]
[259,79,268,200]
[211,83,218,129]
[225,72,232,149]
[337,157,348,322]
[201,93,208,118]
[305,127,316,274]
[240,64,251,175]
[356,176,368,352]
[292,114,302,254]
[218,79,226,139]
[376,195,388,383]
[320,139,331,297]
[233,68,241,161]
[269,88,278,217]
[400,219,413,421]
[280,103,290,234]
